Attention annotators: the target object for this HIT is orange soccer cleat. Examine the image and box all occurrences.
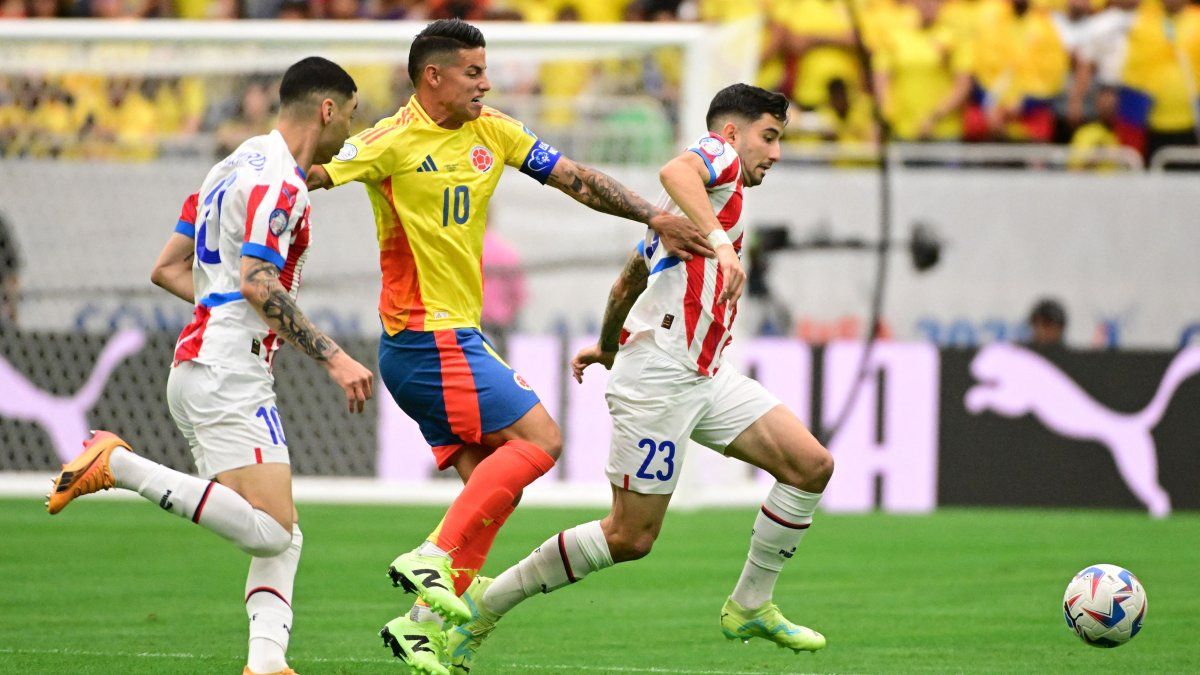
[242,668,298,675]
[46,431,128,515]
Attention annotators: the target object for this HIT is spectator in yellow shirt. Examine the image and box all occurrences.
[760,0,861,110]
[974,0,1070,141]
[1122,0,1200,161]
[874,0,973,141]
[1068,85,1125,168]
[818,77,878,144]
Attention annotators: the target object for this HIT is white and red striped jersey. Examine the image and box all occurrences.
[173,130,312,376]
[621,132,744,376]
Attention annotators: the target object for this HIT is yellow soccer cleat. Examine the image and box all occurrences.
[46,430,127,515]
[380,615,450,675]
[387,550,470,625]
[720,597,826,653]
[445,576,501,675]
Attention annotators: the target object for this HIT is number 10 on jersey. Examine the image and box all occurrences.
[442,185,470,227]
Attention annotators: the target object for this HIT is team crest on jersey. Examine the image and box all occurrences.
[268,208,290,236]
[698,136,724,157]
[334,142,358,161]
[513,372,533,391]
[470,145,494,173]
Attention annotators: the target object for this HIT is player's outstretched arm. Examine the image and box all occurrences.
[150,233,196,303]
[305,165,333,191]
[660,151,745,305]
[545,156,714,261]
[240,257,373,413]
[572,251,649,383]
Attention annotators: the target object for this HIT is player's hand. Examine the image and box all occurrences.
[571,343,617,383]
[649,212,714,261]
[324,351,373,413]
[716,245,745,305]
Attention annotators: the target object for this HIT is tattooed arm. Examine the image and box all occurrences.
[240,257,373,412]
[571,251,649,383]
[546,156,713,261]
[150,233,197,303]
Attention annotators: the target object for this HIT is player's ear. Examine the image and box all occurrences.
[721,120,739,143]
[424,63,440,87]
[322,98,335,125]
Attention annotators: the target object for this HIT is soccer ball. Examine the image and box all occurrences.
[1062,563,1147,648]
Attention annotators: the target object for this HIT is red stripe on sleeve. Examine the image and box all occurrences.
[179,192,199,223]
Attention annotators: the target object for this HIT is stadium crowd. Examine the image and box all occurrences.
[1,0,1198,165]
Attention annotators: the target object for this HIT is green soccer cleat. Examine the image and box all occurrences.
[379,615,449,675]
[719,597,826,653]
[445,576,501,675]
[388,550,471,625]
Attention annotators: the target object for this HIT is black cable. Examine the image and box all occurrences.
[819,0,893,445]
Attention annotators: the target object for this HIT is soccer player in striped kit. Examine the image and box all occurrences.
[446,84,835,673]
[46,57,373,675]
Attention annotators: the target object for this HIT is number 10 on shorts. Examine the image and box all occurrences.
[635,438,675,481]
[255,406,286,445]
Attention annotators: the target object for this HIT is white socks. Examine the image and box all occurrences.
[246,525,302,674]
[109,448,292,557]
[731,483,822,610]
[483,520,614,616]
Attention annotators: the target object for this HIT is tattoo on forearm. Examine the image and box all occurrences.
[555,164,655,224]
[244,260,341,362]
[599,254,649,351]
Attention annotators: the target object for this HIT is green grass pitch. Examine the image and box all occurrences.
[2,499,1197,674]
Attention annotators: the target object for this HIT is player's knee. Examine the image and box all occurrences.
[606,528,658,562]
[241,517,294,558]
[535,424,563,460]
[776,445,834,493]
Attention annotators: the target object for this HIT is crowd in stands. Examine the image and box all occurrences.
[1,0,1198,166]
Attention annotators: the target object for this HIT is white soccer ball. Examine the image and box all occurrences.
[1062,563,1147,648]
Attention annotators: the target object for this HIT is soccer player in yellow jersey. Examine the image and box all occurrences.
[306,18,711,673]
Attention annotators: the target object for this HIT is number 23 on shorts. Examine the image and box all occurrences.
[635,438,675,481]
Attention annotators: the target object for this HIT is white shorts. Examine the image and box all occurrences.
[604,337,780,495]
[166,360,290,479]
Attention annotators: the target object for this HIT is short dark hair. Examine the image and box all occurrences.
[408,19,487,86]
[279,56,357,108]
[705,83,789,131]
[1029,298,1067,327]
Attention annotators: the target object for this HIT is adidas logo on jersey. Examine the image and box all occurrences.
[416,155,438,173]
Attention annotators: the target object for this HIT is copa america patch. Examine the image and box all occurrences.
[470,145,494,173]
[513,372,533,391]
[334,142,358,161]
[268,208,290,236]
[698,136,724,157]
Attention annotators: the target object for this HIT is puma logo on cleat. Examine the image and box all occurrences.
[159,490,174,511]
[404,634,433,653]
[412,568,447,590]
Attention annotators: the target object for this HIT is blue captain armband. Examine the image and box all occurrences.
[520,140,562,184]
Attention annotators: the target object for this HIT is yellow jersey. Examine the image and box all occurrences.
[874,22,972,140]
[324,95,557,334]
